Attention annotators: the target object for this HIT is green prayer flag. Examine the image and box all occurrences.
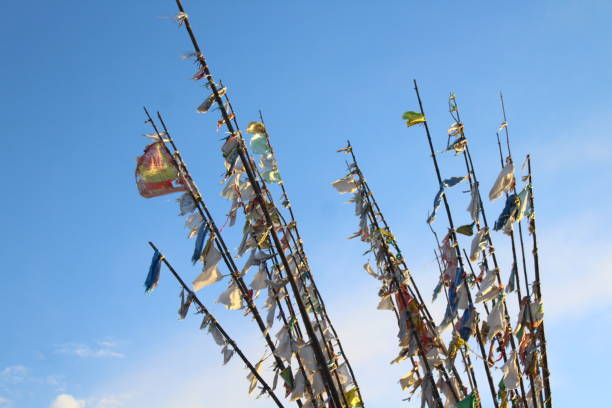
[263,169,282,184]
[279,367,294,387]
[250,133,271,155]
[456,223,475,236]
[457,392,477,408]
[402,111,426,127]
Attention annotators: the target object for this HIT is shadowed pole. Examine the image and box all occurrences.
[412,79,499,408]
[345,144,474,403]
[498,93,548,407]
[255,110,361,406]
[171,3,345,405]
[219,86,354,407]
[345,159,445,408]
[144,108,304,407]
[147,242,286,408]
[526,155,552,408]
[450,95,531,405]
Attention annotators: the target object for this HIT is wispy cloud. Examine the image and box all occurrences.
[55,342,125,359]
[0,366,28,384]
[538,215,612,320]
[50,393,129,408]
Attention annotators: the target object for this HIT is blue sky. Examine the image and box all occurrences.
[1,0,611,407]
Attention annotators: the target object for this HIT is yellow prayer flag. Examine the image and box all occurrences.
[345,388,363,408]
[402,111,426,127]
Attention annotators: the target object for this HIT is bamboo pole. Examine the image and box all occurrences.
[220,96,353,407]
[412,79,499,407]
[350,153,476,399]
[344,146,475,403]
[494,121,542,408]
[499,95,550,407]
[341,162,446,407]
[450,95,532,405]
[256,111,364,406]
[526,155,552,408]
[145,109,304,407]
[500,94,534,304]
[170,3,344,405]
[147,242,285,408]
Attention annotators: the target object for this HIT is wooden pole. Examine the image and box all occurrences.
[147,242,286,408]
[145,109,303,407]
[170,3,344,405]
[220,89,352,407]
[451,95,531,405]
[341,159,447,407]
[255,114,362,400]
[526,155,552,408]
[498,95,547,408]
[412,80,499,407]
[344,145,473,403]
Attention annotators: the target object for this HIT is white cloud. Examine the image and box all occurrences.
[0,397,10,406]
[50,394,84,408]
[56,343,124,359]
[0,366,28,383]
[537,215,612,320]
[49,393,129,408]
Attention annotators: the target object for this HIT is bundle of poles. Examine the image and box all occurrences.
[135,1,551,407]
[138,1,364,408]
[331,84,551,407]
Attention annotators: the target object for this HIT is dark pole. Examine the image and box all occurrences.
[145,109,304,407]
[341,158,449,407]
[253,111,356,406]
[171,3,344,405]
[147,242,286,408]
[345,144,473,402]
[526,155,552,408]
[256,115,361,396]
[452,95,531,405]
[220,94,350,407]
[412,80,499,407]
[500,94,534,306]
[498,95,547,408]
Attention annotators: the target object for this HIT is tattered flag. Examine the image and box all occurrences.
[197,87,227,113]
[144,249,163,293]
[191,222,210,264]
[427,187,444,224]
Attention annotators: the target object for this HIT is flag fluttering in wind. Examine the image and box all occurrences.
[135,142,186,198]
[402,111,426,127]
[144,249,163,293]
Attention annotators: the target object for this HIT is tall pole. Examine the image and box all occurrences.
[171,3,344,405]
[413,80,499,407]
[146,109,304,407]
[526,155,552,408]
[499,95,548,407]
[147,242,286,408]
[345,161,445,408]
[500,94,534,305]
[451,95,532,405]
[256,111,362,404]
[345,144,473,402]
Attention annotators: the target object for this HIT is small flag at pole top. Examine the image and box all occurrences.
[402,111,426,127]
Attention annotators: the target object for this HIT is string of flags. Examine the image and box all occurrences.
[134,4,364,407]
[133,2,551,407]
